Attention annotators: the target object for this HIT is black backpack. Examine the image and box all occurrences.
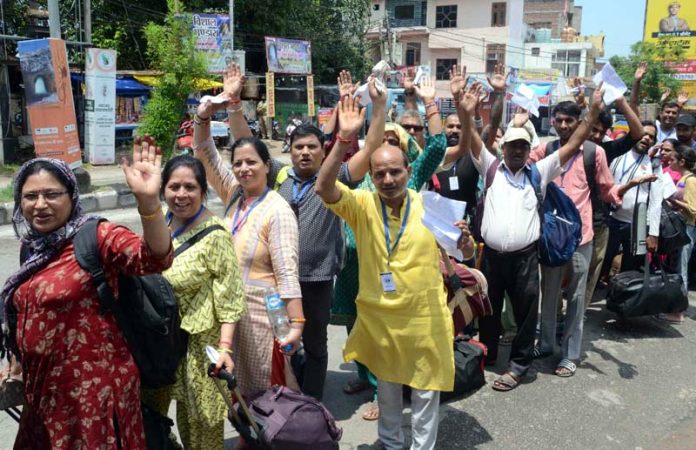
[72,219,223,388]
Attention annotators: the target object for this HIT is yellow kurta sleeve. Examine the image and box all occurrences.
[323,181,371,230]
[682,176,696,225]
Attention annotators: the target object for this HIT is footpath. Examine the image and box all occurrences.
[0,140,290,224]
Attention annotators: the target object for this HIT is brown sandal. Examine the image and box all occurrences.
[492,371,521,392]
[362,401,379,421]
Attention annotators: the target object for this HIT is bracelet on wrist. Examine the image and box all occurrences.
[219,339,232,348]
[193,113,211,125]
[336,134,356,144]
[138,204,163,221]
[426,110,440,120]
[217,347,233,354]
[289,317,306,324]
[425,101,438,109]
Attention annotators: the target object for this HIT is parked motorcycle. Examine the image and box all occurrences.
[271,119,281,140]
[282,118,304,153]
[247,118,260,138]
[174,120,194,155]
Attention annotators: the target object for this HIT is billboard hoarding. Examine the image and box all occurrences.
[191,13,245,74]
[266,72,275,118]
[644,0,696,59]
[265,37,312,75]
[17,38,82,168]
[307,75,315,117]
[84,48,117,165]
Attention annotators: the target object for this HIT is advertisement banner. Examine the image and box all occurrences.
[266,72,275,118]
[84,48,117,165]
[191,13,245,74]
[17,38,81,167]
[644,0,696,59]
[307,75,315,117]
[265,37,312,74]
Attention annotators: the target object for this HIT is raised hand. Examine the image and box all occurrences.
[337,94,366,139]
[573,77,587,108]
[591,81,606,112]
[337,70,357,98]
[634,62,648,81]
[123,135,162,202]
[459,82,483,115]
[414,75,436,103]
[223,62,245,103]
[512,106,530,128]
[660,87,672,104]
[678,91,689,106]
[368,75,386,107]
[403,69,415,96]
[449,64,468,99]
[487,62,507,92]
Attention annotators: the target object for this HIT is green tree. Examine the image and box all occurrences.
[610,40,684,103]
[139,0,208,156]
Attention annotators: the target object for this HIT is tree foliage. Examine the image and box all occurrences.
[138,0,208,156]
[610,40,685,104]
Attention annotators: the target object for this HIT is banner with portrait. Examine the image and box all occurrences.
[265,37,312,74]
[17,38,82,168]
[191,13,245,74]
[644,0,696,59]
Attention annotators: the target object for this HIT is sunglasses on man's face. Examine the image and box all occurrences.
[402,124,424,133]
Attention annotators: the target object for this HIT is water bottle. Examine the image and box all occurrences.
[264,288,294,352]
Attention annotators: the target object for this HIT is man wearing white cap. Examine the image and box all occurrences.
[456,82,603,391]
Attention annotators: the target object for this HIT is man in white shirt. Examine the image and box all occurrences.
[602,122,662,275]
[458,81,603,391]
[656,102,680,143]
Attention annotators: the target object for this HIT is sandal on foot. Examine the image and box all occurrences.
[362,401,379,421]
[555,359,576,377]
[492,372,521,392]
[343,379,370,395]
[532,345,552,359]
[500,334,515,345]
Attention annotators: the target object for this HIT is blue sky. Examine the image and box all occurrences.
[575,0,647,59]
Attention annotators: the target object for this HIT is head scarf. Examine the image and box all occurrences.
[384,122,422,163]
[0,158,95,357]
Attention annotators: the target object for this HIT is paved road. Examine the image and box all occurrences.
[1,205,696,449]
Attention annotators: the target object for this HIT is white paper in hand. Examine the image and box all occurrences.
[420,191,467,261]
[593,63,627,105]
[510,83,540,117]
[354,79,386,107]
[199,93,228,105]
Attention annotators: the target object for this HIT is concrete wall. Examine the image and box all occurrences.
[524,41,595,78]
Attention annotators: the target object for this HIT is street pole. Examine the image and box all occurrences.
[48,0,61,39]
[384,13,392,65]
[84,0,92,44]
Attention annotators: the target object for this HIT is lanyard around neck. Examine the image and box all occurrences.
[380,193,411,267]
[292,176,316,206]
[167,205,206,239]
[502,165,527,190]
[620,153,645,182]
[231,188,270,236]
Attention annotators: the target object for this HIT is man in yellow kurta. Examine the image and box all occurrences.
[316,95,454,450]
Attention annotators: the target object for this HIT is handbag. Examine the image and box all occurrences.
[659,200,691,253]
[607,254,687,318]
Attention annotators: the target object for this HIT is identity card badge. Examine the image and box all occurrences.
[380,272,397,293]
[448,176,459,191]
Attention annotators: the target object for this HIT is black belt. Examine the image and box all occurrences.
[484,242,537,257]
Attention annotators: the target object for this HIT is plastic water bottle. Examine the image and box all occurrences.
[264,288,293,352]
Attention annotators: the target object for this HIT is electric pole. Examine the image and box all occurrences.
[84,0,92,44]
[384,12,393,65]
[48,0,61,38]
[229,0,234,52]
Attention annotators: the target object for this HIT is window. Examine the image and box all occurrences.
[531,47,540,56]
[552,50,582,77]
[530,22,552,30]
[394,4,415,20]
[436,58,457,81]
[373,3,380,11]
[486,44,505,73]
[405,42,421,66]
[435,5,457,28]
[491,2,506,27]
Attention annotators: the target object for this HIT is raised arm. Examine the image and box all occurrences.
[414,75,442,136]
[348,78,385,180]
[630,62,647,116]
[316,96,365,204]
[615,95,644,141]
[457,82,485,160]
[442,65,472,165]
[558,82,605,165]
[485,63,507,151]
[223,63,252,140]
[324,70,358,135]
[403,70,419,112]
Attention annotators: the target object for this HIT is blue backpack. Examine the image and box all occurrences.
[473,159,581,267]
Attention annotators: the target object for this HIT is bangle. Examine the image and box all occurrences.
[425,101,438,109]
[219,339,232,348]
[426,110,440,120]
[228,98,241,105]
[138,204,162,221]
[474,117,484,128]
[217,347,233,354]
[228,105,242,113]
[289,317,306,324]
[336,134,355,144]
[193,114,210,125]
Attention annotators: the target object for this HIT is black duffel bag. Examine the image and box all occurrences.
[659,200,691,254]
[441,336,487,402]
[607,255,687,318]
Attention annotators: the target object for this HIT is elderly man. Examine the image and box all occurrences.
[317,95,460,449]
[458,81,602,391]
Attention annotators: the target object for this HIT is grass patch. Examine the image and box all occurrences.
[0,164,20,177]
[0,183,14,202]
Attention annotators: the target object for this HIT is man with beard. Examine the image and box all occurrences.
[601,122,663,276]
[675,114,696,148]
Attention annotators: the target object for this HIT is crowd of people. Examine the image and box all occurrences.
[0,59,695,450]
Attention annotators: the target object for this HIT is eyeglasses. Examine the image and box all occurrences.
[402,124,424,133]
[21,191,69,203]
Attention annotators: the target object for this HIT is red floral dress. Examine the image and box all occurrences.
[12,222,173,450]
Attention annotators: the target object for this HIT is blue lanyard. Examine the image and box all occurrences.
[292,177,316,206]
[231,188,270,236]
[380,193,411,267]
[502,166,526,190]
[620,154,644,181]
[166,205,205,239]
